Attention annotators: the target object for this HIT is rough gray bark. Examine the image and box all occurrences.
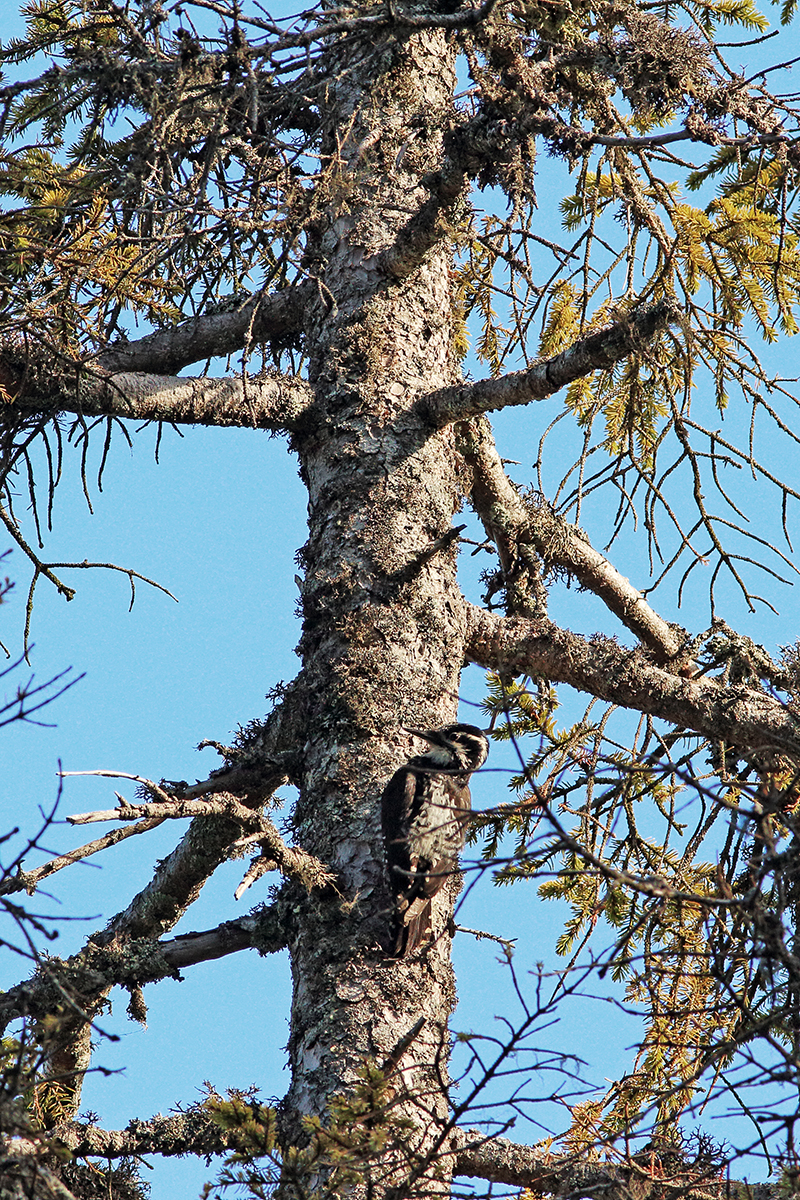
[273,28,470,1186]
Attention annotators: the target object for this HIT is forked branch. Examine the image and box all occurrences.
[460,416,691,666]
[64,772,335,894]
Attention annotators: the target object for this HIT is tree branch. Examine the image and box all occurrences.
[100,701,302,949]
[17,695,302,1121]
[21,1109,229,1163]
[0,907,287,1036]
[379,160,468,281]
[185,0,500,50]
[424,299,681,427]
[449,1128,772,1199]
[459,416,691,665]
[95,280,316,375]
[0,817,165,897]
[7,1115,776,1199]
[159,912,285,967]
[8,369,314,433]
[465,604,800,766]
[65,785,336,895]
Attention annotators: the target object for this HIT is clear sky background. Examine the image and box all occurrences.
[2,5,799,1196]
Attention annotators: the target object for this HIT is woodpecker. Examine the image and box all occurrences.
[381,723,489,958]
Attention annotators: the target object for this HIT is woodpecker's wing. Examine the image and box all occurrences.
[394,797,467,956]
[450,775,474,819]
[381,735,481,958]
[415,776,473,899]
[381,765,416,899]
[400,896,432,957]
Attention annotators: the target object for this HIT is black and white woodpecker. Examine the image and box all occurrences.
[381,723,490,958]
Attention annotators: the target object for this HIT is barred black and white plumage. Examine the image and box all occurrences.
[381,723,489,958]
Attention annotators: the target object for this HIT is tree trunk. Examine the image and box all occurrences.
[281,23,464,1190]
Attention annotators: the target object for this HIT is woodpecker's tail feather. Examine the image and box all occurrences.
[388,897,432,957]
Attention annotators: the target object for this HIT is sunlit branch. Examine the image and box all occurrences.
[16,1111,229,1163]
[5,1111,774,1198]
[0,502,74,604]
[104,705,298,948]
[8,369,314,433]
[588,125,795,151]
[0,816,164,897]
[64,774,335,894]
[95,280,317,374]
[18,697,300,1122]
[18,555,177,660]
[424,299,681,426]
[380,161,468,280]
[234,844,279,899]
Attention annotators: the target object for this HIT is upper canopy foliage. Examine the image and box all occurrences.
[3,0,800,612]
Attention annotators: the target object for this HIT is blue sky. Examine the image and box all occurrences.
[3,4,800,1195]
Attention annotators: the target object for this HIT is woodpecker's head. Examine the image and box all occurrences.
[405,723,490,775]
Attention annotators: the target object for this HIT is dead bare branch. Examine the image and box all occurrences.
[0,817,165,897]
[64,779,335,894]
